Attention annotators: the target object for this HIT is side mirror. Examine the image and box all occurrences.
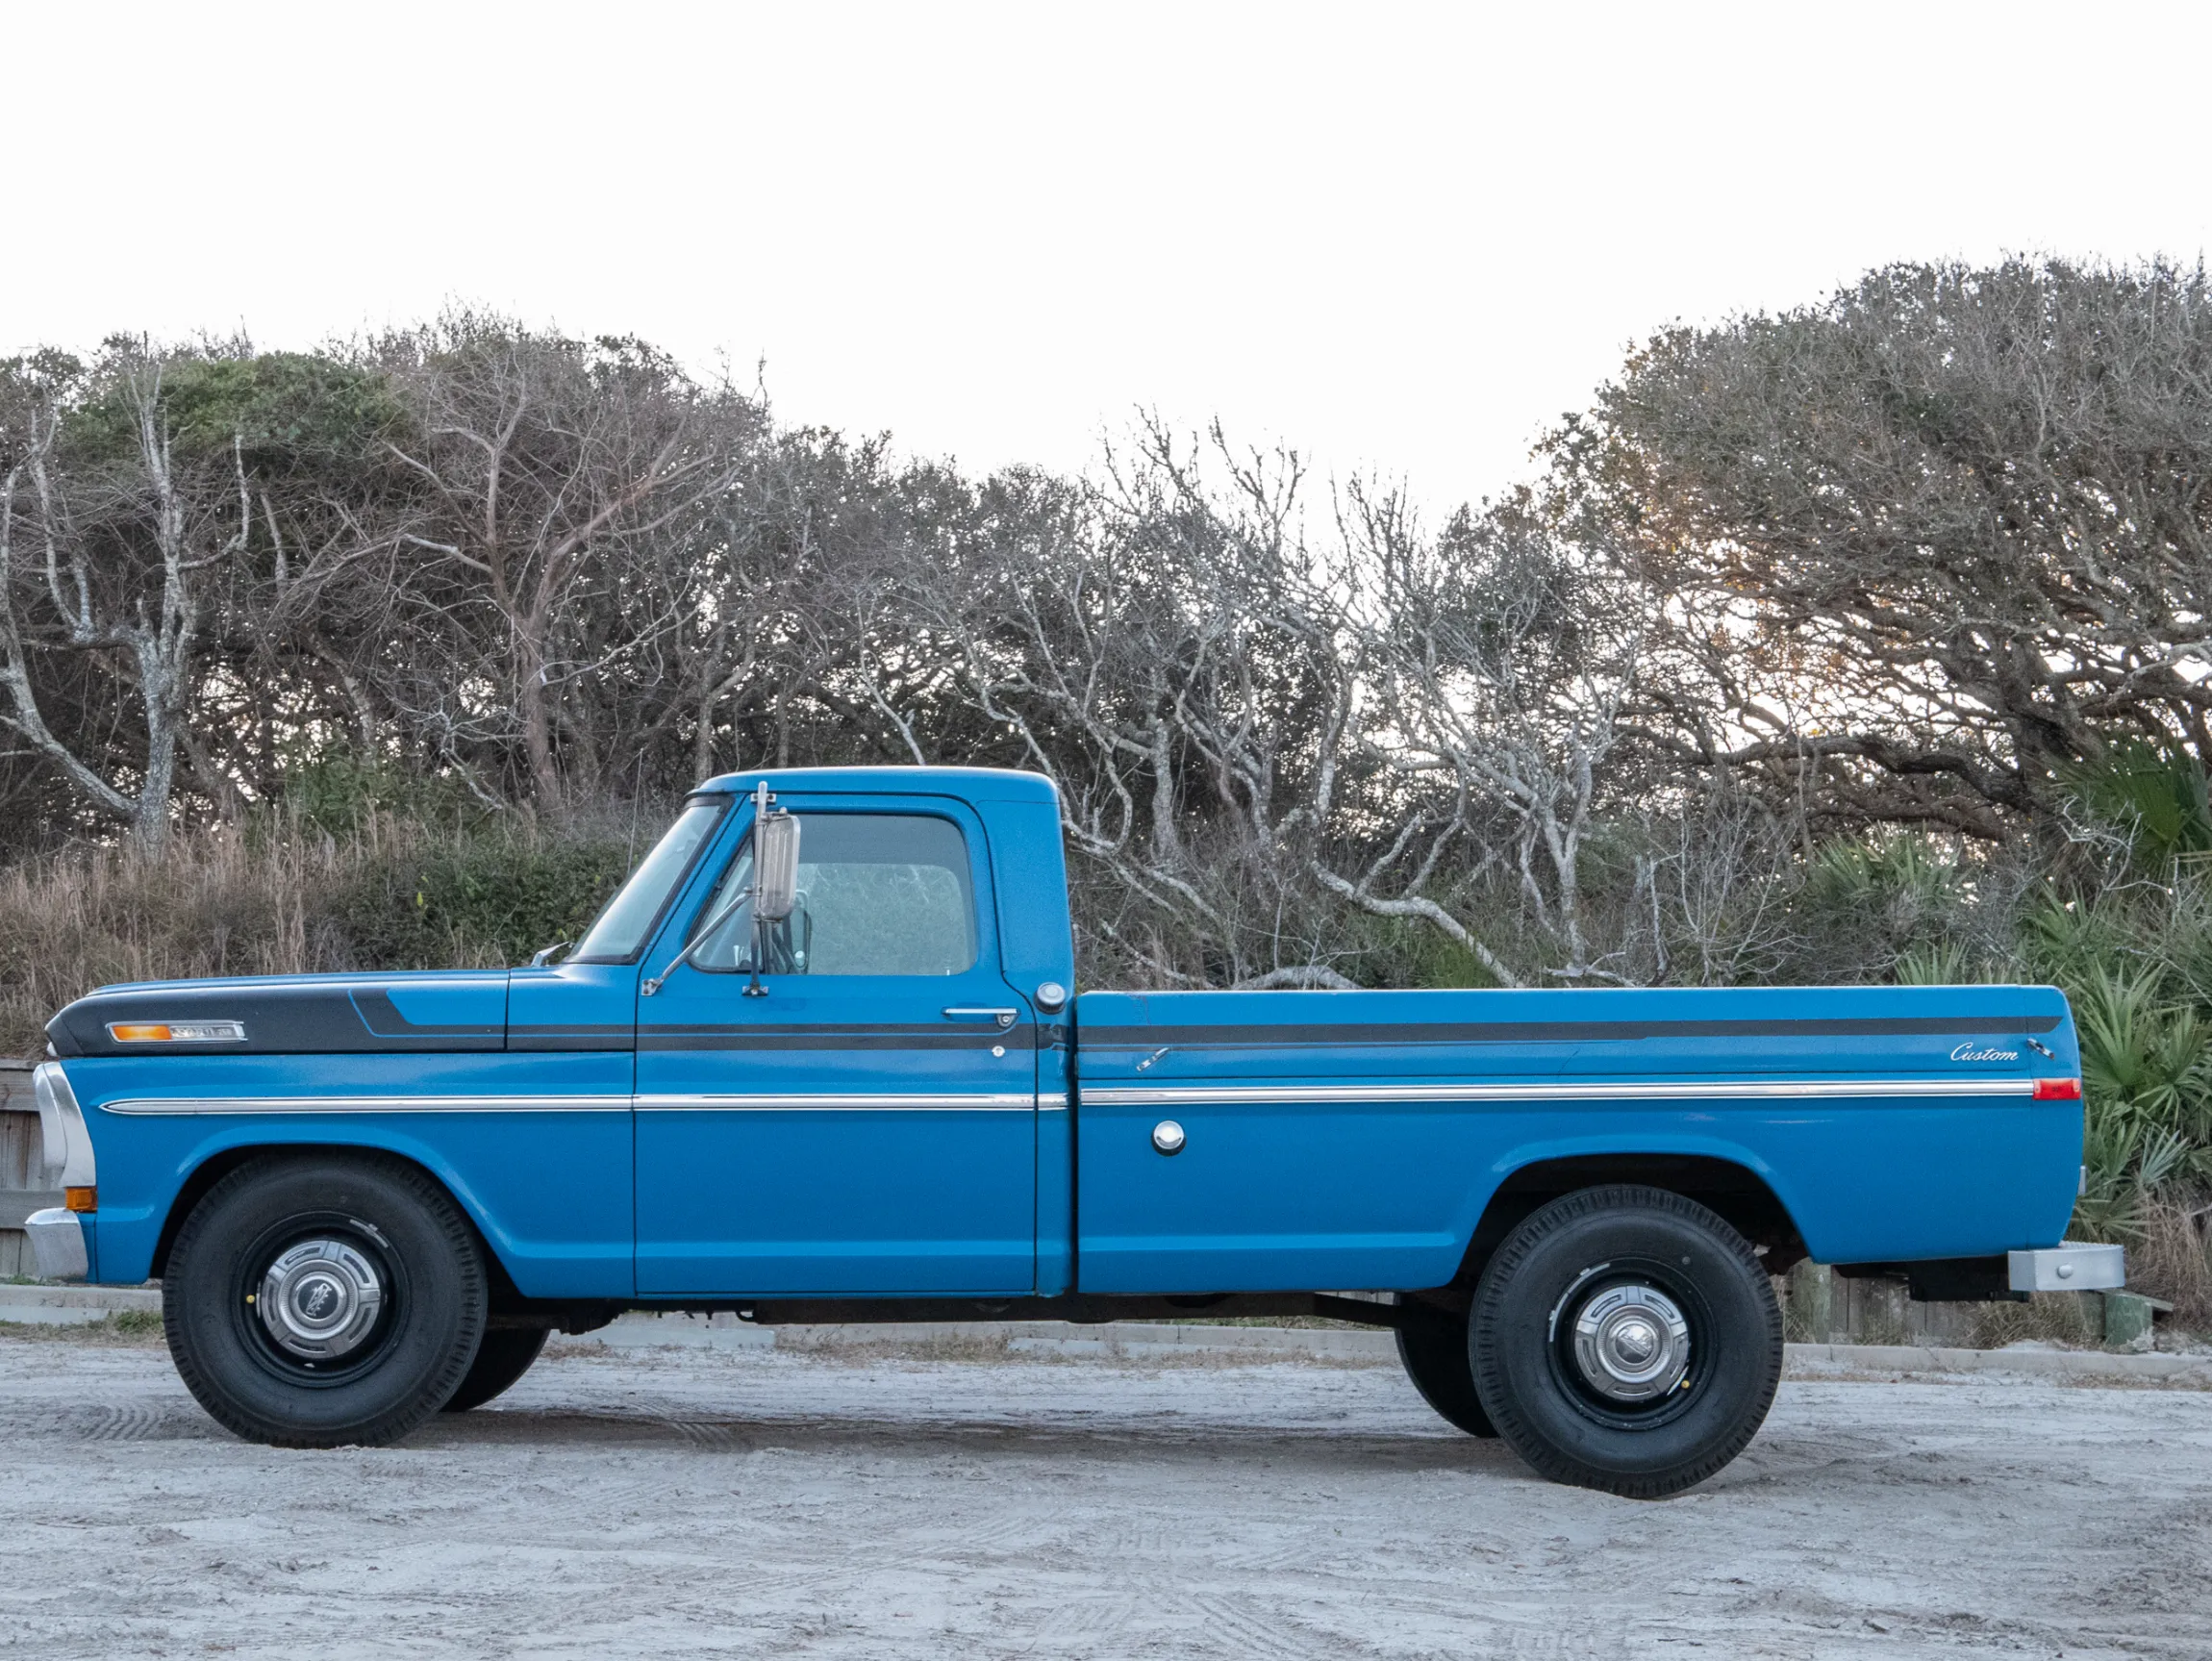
[754,809,801,922]
[741,783,801,997]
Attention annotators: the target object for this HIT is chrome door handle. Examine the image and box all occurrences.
[943,1007,1018,1029]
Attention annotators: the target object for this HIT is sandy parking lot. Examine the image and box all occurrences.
[2,1331,2208,1660]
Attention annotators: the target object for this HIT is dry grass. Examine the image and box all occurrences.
[1969,1295,2103,1350]
[0,1310,166,1347]
[0,813,622,1059]
[0,827,354,1059]
[2128,1198,2212,1329]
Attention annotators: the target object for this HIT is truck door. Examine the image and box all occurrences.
[633,795,1039,1295]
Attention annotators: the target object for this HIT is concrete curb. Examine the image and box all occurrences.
[7,1286,2207,1383]
[0,1283,164,1324]
[1786,1340,2212,1385]
[588,1312,1401,1360]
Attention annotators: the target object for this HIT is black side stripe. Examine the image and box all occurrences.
[509,1027,635,1052]
[520,1020,1042,1053]
[641,1022,1025,1038]
[1077,1015,2064,1048]
[641,1029,1029,1052]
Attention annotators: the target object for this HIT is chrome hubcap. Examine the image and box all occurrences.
[259,1239,384,1360]
[1571,1282,1691,1402]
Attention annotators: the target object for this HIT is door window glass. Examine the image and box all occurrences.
[689,813,978,976]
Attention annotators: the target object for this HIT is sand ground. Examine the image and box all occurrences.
[2,1330,2208,1659]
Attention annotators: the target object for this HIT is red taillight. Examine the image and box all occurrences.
[2032,1078,2083,1101]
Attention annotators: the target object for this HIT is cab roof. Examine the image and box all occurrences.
[692,765,1060,805]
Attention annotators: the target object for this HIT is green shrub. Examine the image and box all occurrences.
[2068,969,2212,1242]
[2055,742,2212,868]
[1789,837,1987,984]
[330,832,636,969]
[0,811,648,1055]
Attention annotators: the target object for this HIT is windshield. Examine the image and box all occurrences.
[569,796,727,963]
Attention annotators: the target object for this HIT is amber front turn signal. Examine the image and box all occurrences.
[108,1019,247,1044]
[2031,1077,2083,1101]
[64,1186,97,1213]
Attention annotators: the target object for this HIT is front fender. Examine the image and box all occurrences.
[63,1053,635,1297]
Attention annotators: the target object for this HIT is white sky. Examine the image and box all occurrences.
[8,2,2210,511]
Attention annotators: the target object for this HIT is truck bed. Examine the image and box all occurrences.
[1069,985,2081,1292]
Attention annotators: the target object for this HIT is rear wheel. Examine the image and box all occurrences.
[164,1153,487,1447]
[1394,1300,1497,1437]
[1470,1185,1781,1498]
[441,1328,549,1413]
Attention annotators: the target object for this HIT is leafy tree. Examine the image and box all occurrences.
[1567,258,2212,839]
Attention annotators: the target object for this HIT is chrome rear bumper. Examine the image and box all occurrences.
[2008,1242,2125,1293]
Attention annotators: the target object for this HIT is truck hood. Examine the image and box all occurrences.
[46,970,510,1058]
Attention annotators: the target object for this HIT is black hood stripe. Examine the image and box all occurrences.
[351,989,500,1038]
[50,981,506,1057]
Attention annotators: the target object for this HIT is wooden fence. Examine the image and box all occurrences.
[1,1064,51,1277]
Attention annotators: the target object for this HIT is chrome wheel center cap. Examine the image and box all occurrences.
[1572,1283,1691,1402]
[259,1239,384,1360]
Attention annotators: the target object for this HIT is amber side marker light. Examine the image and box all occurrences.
[64,1187,97,1213]
[2032,1078,2084,1101]
[108,1019,247,1044]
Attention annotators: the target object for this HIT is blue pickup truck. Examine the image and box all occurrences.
[26,767,2122,1497]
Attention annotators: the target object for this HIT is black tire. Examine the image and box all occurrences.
[441,1327,549,1413]
[1395,1300,1498,1437]
[1470,1185,1782,1498]
[163,1152,488,1448]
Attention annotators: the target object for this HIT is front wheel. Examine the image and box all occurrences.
[1470,1185,1781,1498]
[164,1153,488,1447]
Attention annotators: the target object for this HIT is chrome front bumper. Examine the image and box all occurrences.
[24,1208,88,1281]
[2008,1241,2126,1293]
[34,1061,97,1191]
[28,1063,95,1282]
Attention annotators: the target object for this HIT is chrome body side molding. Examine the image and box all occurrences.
[1078,1078,2039,1108]
[97,1095,631,1117]
[636,1093,1038,1112]
[96,1092,1046,1116]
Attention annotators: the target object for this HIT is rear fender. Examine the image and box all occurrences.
[1448,1136,1809,1290]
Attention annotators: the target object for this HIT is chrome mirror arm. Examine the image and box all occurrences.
[641,889,752,997]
